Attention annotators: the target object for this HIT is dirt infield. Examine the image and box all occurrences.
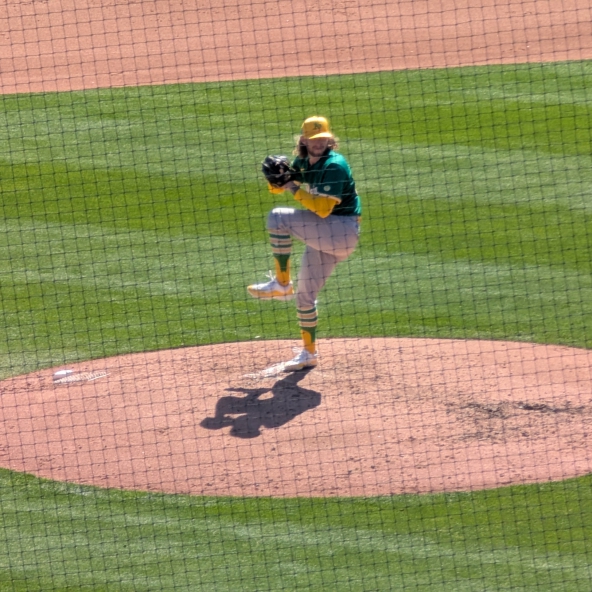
[1,0,592,495]
[1,338,592,497]
[1,0,591,94]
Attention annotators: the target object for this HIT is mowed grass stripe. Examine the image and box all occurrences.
[0,471,591,590]
[1,190,591,374]
[0,218,275,373]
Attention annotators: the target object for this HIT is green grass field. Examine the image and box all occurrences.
[1,469,591,591]
[0,60,591,589]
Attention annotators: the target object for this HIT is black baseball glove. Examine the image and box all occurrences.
[261,155,296,188]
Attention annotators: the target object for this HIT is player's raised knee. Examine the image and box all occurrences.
[267,207,295,229]
[271,207,295,215]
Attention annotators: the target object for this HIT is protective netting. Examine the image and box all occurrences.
[1,0,591,589]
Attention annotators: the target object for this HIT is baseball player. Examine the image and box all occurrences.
[249,116,362,371]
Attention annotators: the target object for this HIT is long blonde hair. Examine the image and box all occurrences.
[293,135,339,159]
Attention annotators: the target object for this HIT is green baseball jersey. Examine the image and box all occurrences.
[292,150,361,217]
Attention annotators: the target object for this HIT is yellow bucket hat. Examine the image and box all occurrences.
[301,116,333,139]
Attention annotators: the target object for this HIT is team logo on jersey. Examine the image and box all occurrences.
[324,185,331,191]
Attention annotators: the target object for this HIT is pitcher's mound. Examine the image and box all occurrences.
[1,338,591,497]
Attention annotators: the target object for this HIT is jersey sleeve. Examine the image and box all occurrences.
[316,164,348,202]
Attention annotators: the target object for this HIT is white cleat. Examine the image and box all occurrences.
[283,348,318,372]
[247,272,294,301]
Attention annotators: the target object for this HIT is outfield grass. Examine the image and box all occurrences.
[0,60,591,589]
[1,60,592,376]
[0,469,591,591]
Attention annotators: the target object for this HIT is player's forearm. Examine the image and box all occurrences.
[293,188,337,218]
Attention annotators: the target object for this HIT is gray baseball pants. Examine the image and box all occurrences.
[267,207,360,309]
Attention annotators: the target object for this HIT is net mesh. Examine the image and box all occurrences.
[1,0,592,589]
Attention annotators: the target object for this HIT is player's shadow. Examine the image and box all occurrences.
[200,369,321,439]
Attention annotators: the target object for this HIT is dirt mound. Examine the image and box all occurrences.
[1,338,591,497]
